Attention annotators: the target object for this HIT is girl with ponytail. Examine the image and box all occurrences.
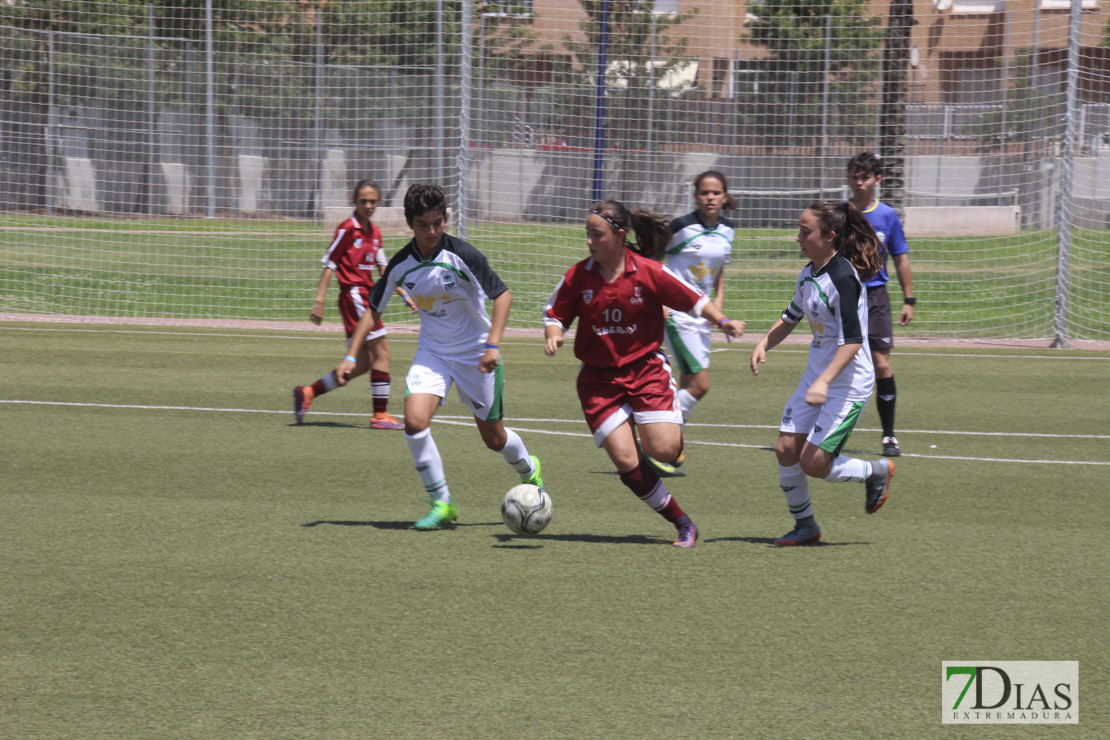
[543,200,746,548]
[748,200,894,547]
[663,171,739,426]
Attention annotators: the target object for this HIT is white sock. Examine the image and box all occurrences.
[371,377,390,407]
[638,478,673,512]
[779,462,813,520]
[499,428,534,477]
[823,455,871,483]
[677,389,698,422]
[319,371,341,393]
[404,429,450,502]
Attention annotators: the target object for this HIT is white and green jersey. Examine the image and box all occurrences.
[665,211,734,299]
[370,233,508,358]
[781,253,874,401]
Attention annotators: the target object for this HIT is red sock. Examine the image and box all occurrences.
[619,460,687,524]
[371,370,390,414]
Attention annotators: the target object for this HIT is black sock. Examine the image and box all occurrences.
[876,376,896,438]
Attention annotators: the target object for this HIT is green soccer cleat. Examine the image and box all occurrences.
[520,454,545,490]
[414,499,458,530]
[643,451,686,478]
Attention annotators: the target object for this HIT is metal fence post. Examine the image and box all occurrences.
[592,0,609,203]
[205,0,215,218]
[1053,0,1082,349]
[147,4,156,220]
[435,0,445,189]
[457,0,472,239]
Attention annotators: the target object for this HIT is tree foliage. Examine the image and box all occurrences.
[745,0,884,147]
[559,1,698,146]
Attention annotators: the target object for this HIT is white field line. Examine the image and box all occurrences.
[4,400,1108,466]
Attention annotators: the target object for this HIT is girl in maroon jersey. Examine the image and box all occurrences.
[293,180,417,428]
[543,200,745,547]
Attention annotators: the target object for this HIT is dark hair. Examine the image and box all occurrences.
[806,200,883,281]
[847,152,882,178]
[404,183,447,225]
[352,179,381,202]
[693,170,738,211]
[589,200,671,261]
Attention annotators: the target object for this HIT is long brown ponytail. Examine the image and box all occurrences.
[589,199,671,261]
[806,200,883,280]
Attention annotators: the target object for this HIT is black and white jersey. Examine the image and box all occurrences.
[370,233,508,358]
[781,253,874,400]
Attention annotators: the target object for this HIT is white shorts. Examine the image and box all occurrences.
[779,385,867,455]
[406,347,504,423]
[664,314,711,376]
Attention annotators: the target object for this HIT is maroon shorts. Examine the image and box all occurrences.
[577,351,681,446]
[338,284,385,339]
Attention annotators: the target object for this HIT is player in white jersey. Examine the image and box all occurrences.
[750,201,895,546]
[664,170,738,424]
[336,184,543,530]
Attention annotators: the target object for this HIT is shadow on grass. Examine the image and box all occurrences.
[301,522,871,547]
[289,421,366,429]
[301,520,502,530]
[703,535,873,547]
[493,532,668,546]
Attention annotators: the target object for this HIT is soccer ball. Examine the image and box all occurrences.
[500,484,552,535]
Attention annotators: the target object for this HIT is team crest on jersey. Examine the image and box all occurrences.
[583,289,594,305]
[875,230,887,244]
[442,272,457,292]
[353,238,363,248]
[630,286,644,304]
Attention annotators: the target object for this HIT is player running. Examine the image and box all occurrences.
[293,180,416,428]
[336,184,543,530]
[749,200,895,546]
[663,170,737,426]
[543,200,745,548]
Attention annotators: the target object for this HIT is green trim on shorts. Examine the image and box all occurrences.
[664,316,705,375]
[817,401,865,456]
[485,361,505,423]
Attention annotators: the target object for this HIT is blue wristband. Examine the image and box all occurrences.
[484,343,499,350]
[343,355,357,363]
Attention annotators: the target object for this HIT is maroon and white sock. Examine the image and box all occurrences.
[619,460,687,524]
[371,370,390,414]
[311,371,341,398]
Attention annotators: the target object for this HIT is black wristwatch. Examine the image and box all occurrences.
[904,297,916,306]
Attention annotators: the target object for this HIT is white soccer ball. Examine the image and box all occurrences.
[500,484,552,535]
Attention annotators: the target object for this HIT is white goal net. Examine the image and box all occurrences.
[1,1,1108,341]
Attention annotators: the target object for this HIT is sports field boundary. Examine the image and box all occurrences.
[4,312,1110,351]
